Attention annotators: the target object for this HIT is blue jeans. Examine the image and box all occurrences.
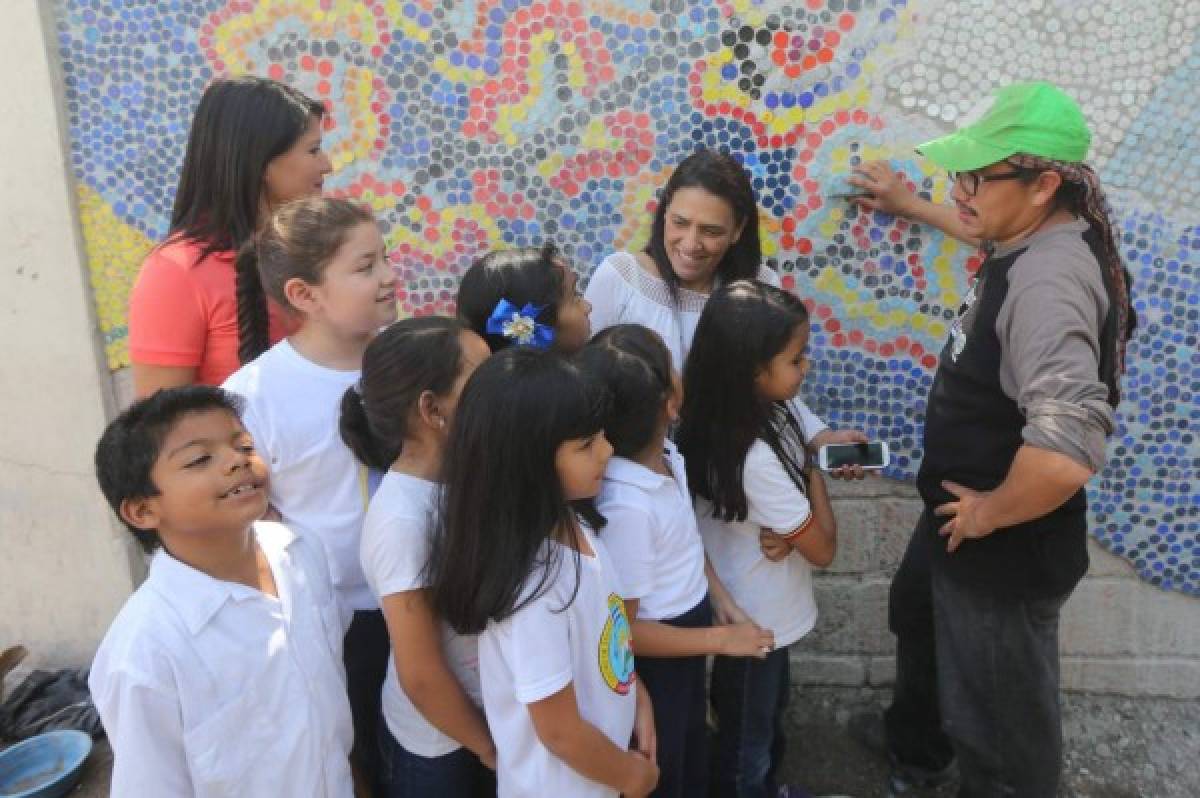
[886,512,1072,797]
[710,644,792,798]
[376,721,496,798]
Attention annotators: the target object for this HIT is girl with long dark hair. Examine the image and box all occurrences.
[676,281,839,798]
[341,317,495,796]
[427,349,659,797]
[577,324,774,797]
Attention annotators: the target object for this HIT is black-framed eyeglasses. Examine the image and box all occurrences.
[948,162,1035,197]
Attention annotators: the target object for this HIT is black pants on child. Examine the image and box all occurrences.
[345,608,391,792]
[633,594,712,798]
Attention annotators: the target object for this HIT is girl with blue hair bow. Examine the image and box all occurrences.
[457,242,593,355]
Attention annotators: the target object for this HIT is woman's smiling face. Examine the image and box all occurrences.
[662,186,745,293]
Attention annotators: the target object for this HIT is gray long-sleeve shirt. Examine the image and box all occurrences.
[990,218,1115,471]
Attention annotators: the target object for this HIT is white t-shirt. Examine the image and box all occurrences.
[223,339,373,611]
[584,251,828,441]
[89,522,353,798]
[595,439,708,620]
[696,435,818,649]
[479,526,637,798]
[360,472,482,758]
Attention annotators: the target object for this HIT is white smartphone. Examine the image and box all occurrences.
[817,441,890,471]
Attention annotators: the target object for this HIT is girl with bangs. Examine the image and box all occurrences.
[427,349,659,798]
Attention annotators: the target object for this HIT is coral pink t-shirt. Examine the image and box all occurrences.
[128,237,296,386]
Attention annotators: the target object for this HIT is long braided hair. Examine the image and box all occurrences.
[1008,154,1136,406]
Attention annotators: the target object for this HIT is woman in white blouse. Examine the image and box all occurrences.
[585,149,863,456]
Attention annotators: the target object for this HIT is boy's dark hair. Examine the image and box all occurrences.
[456,242,565,352]
[676,280,811,522]
[576,324,674,459]
[644,149,764,302]
[426,348,608,635]
[340,316,470,471]
[168,76,324,366]
[94,386,244,552]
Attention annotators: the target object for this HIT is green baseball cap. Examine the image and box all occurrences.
[916,81,1091,171]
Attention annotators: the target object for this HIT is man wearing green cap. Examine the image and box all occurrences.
[846,82,1135,797]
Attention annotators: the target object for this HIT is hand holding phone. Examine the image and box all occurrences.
[818,441,890,471]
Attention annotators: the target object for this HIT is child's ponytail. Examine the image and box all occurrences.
[235,239,271,364]
[338,316,472,473]
[339,387,395,472]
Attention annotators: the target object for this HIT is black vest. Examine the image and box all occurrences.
[917,230,1114,598]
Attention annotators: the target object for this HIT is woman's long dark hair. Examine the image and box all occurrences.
[576,324,674,459]
[427,349,608,635]
[456,242,565,352]
[340,317,470,471]
[644,149,763,302]
[168,76,324,364]
[676,280,811,522]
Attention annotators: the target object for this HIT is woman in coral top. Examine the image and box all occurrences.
[128,76,333,395]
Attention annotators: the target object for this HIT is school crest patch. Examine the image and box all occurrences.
[598,593,635,694]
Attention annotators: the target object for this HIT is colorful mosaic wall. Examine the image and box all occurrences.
[54,1,1197,594]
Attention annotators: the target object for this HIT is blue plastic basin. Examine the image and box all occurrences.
[0,730,92,798]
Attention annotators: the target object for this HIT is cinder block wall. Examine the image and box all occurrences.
[789,479,1200,699]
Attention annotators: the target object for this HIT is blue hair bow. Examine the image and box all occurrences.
[485,299,555,349]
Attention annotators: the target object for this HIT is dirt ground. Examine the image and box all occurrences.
[777,687,1200,798]
[53,685,1198,798]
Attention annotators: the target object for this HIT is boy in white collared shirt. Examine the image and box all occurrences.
[89,386,354,798]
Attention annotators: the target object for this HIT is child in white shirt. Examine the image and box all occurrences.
[577,324,774,798]
[89,385,353,797]
[456,242,593,354]
[676,281,840,798]
[222,197,398,786]
[426,348,659,798]
[345,317,495,796]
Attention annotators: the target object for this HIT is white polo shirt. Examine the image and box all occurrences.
[88,522,353,798]
[360,472,482,758]
[223,339,373,612]
[696,437,818,649]
[479,526,637,798]
[595,439,708,620]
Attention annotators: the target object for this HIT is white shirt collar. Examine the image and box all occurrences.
[603,440,686,492]
[145,523,297,636]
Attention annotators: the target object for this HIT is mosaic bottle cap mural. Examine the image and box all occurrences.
[54,0,1197,594]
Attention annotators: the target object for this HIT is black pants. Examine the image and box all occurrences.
[633,595,712,798]
[345,608,391,792]
[885,512,1071,798]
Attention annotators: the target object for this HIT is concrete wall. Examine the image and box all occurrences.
[802,479,1200,698]
[0,2,140,667]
